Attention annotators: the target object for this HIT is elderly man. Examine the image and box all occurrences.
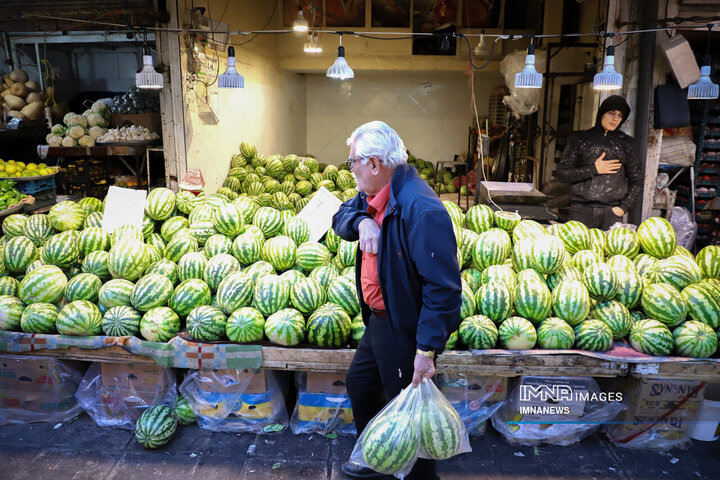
[556,95,642,229]
[332,121,462,480]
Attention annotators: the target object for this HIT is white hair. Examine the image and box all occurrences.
[346,121,408,168]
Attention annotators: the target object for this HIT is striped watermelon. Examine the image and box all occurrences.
[169,279,212,317]
[573,319,613,352]
[475,282,512,324]
[164,235,199,263]
[98,279,135,311]
[19,265,68,304]
[140,307,180,342]
[145,244,163,265]
[458,229,479,267]
[654,256,702,290]
[460,282,477,319]
[108,239,149,281]
[56,300,102,336]
[189,220,217,247]
[558,221,591,255]
[582,263,618,300]
[264,308,305,346]
[203,254,240,291]
[551,279,591,327]
[681,284,720,329]
[327,275,360,316]
[361,411,418,475]
[77,196,103,214]
[145,188,176,221]
[605,227,640,258]
[571,249,603,274]
[498,316,537,349]
[629,310,644,324]
[472,228,511,270]
[464,205,494,234]
[102,306,142,337]
[48,201,85,231]
[591,300,632,339]
[307,302,351,348]
[131,273,173,312]
[547,264,582,291]
[233,196,259,224]
[461,268,483,292]
[290,277,327,314]
[253,275,290,316]
[111,225,143,245]
[323,228,342,253]
[513,280,551,324]
[588,228,606,258]
[252,207,283,238]
[336,241,358,268]
[295,242,332,271]
[83,212,103,228]
[175,190,195,215]
[160,216,189,243]
[186,305,227,341]
[0,295,25,331]
[2,214,27,237]
[203,234,233,258]
[64,273,102,303]
[309,264,340,289]
[213,203,244,237]
[696,245,720,279]
[512,220,546,244]
[530,235,566,275]
[146,233,167,253]
[634,253,659,278]
[141,215,155,240]
[458,314,498,349]
[283,217,310,245]
[673,321,718,358]
[517,269,545,286]
[480,265,516,290]
[442,201,464,227]
[41,231,80,268]
[613,268,643,310]
[536,317,575,349]
[174,396,197,425]
[628,319,673,356]
[493,211,521,231]
[226,306,265,342]
[135,405,177,449]
[511,238,534,272]
[0,277,19,296]
[3,235,37,273]
[20,302,58,334]
[637,217,676,259]
[25,259,46,275]
[261,235,297,271]
[418,400,465,460]
[145,259,178,285]
[281,269,305,283]
[231,232,262,265]
[177,252,208,282]
[244,260,276,283]
[23,214,55,246]
[641,283,687,328]
[216,272,254,315]
[606,254,636,272]
[81,251,111,280]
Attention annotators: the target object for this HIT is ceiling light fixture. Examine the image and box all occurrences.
[326,34,354,80]
[304,32,322,53]
[136,46,163,90]
[218,46,244,89]
[515,40,542,89]
[688,25,719,100]
[593,37,623,91]
[293,6,309,33]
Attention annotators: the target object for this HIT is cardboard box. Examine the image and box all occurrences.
[440,375,508,404]
[306,371,348,394]
[109,113,161,134]
[0,355,83,424]
[606,377,705,449]
[100,362,171,406]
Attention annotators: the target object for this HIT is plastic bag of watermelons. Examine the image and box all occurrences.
[349,379,471,478]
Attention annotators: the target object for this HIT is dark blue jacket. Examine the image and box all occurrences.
[331,164,462,354]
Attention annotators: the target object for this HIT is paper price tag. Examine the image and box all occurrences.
[101,186,147,234]
[297,186,344,242]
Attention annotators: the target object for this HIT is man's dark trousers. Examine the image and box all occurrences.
[346,311,436,480]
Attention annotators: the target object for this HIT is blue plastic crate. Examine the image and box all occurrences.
[16,177,56,195]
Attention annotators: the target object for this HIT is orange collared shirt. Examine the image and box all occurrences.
[360,182,391,310]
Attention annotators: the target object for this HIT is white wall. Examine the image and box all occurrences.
[306,72,503,165]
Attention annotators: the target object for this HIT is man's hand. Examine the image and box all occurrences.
[612,206,625,216]
[412,354,435,388]
[358,218,380,255]
[595,152,622,175]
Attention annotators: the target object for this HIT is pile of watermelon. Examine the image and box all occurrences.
[448,201,720,358]
[407,152,471,196]
[0,142,364,349]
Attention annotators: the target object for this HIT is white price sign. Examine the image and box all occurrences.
[101,186,147,234]
[296,186,344,242]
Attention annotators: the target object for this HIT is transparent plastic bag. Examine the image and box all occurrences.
[500,49,546,116]
[76,362,177,429]
[349,379,471,479]
[669,206,697,250]
[491,376,625,446]
[180,368,289,433]
[0,355,84,425]
[438,373,507,437]
[290,371,356,435]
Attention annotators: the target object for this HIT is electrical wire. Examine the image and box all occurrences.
[235,0,280,47]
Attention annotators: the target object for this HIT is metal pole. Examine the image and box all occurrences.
[629,0,657,225]
[34,43,44,90]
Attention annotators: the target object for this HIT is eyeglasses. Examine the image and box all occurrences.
[346,156,367,169]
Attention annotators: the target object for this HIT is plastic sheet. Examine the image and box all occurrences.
[0,354,84,425]
[669,206,697,250]
[290,371,356,436]
[438,373,507,437]
[179,369,289,433]
[76,362,177,430]
[500,49,546,117]
[349,379,471,479]
[491,376,625,446]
